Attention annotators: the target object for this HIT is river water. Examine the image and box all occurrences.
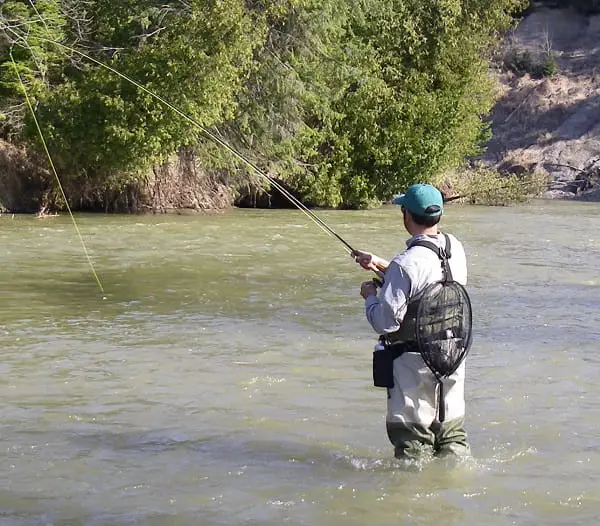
[0,200,599,525]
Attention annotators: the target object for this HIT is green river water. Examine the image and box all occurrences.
[0,200,599,525]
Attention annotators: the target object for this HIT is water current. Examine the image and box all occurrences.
[0,199,598,525]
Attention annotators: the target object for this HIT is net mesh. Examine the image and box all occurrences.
[415,281,472,378]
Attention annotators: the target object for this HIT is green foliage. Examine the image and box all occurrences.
[34,0,261,190]
[224,0,353,206]
[227,0,527,208]
[539,53,558,77]
[2,0,529,210]
[323,0,525,207]
[0,1,66,137]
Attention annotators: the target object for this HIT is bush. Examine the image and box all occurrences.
[444,166,549,205]
[504,47,558,78]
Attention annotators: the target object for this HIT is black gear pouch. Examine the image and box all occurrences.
[372,342,395,388]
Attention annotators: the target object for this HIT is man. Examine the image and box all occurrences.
[354,183,470,460]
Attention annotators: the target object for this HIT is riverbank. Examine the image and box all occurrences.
[0,140,235,214]
[2,6,600,214]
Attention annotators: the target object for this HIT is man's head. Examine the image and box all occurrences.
[393,184,443,232]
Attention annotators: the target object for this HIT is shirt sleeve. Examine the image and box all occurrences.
[364,260,412,335]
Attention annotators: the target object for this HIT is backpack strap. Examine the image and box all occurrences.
[410,233,453,282]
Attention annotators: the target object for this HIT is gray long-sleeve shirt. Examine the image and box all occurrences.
[364,233,468,335]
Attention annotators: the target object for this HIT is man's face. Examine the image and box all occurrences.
[401,207,410,232]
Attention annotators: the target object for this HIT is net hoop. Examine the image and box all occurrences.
[415,280,473,379]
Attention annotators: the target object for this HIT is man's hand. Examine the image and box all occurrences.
[352,250,390,272]
[360,280,378,299]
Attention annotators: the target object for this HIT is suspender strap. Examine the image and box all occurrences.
[410,233,453,282]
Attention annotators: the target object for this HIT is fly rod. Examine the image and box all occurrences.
[20,34,361,255]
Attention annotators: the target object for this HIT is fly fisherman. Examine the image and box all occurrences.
[354,184,471,460]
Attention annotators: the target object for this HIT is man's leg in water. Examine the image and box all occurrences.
[431,417,471,458]
[386,422,435,460]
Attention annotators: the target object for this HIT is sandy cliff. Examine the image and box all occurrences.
[483,7,600,200]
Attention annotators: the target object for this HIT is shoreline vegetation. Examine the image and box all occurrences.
[1,0,598,215]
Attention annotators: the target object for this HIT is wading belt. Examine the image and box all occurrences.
[383,339,419,360]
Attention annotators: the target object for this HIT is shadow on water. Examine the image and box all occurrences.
[65,428,488,478]
[11,267,148,304]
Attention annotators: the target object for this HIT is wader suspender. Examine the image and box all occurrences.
[410,233,453,423]
[410,233,453,283]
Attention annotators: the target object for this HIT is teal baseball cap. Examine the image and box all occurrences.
[393,184,444,217]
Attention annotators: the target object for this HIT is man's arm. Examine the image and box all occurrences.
[353,250,389,273]
[362,261,411,335]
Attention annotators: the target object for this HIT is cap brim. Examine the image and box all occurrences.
[392,194,406,206]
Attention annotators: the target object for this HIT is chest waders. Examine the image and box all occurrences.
[372,234,473,423]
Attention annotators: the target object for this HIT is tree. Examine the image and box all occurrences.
[0,0,66,138]
[34,0,261,191]
[228,0,525,208]
[330,0,524,206]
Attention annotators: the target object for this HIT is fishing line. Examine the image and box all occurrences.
[9,49,105,295]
